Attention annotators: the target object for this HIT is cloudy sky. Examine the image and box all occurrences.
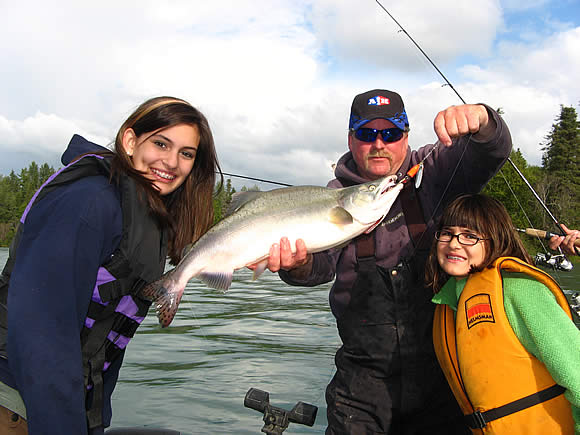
[1,0,578,188]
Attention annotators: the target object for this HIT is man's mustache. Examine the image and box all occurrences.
[367,152,392,159]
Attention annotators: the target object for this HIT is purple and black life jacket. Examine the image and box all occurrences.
[0,153,167,429]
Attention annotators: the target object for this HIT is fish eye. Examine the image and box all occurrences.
[368,185,376,191]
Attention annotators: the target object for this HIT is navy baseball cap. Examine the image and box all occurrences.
[349,89,409,131]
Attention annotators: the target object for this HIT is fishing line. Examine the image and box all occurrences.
[401,134,473,256]
[498,169,537,236]
[374,0,466,105]
[374,0,572,244]
[182,289,210,342]
[498,170,567,280]
[219,171,292,187]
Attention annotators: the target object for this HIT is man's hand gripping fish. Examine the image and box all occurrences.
[139,175,404,326]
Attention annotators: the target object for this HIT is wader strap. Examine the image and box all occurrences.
[85,346,106,429]
[81,302,117,429]
[355,233,376,273]
[356,233,375,259]
[399,183,429,251]
[464,384,566,429]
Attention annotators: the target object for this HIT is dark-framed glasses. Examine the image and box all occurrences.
[435,230,489,246]
[352,127,404,143]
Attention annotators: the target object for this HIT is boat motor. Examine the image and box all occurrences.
[244,388,318,434]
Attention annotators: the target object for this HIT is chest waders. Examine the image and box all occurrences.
[326,182,466,434]
[0,154,167,430]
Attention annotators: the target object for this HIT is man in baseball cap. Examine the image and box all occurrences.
[266,89,513,434]
[349,89,409,131]
[347,89,412,180]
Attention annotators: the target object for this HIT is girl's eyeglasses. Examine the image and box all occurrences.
[352,127,404,143]
[435,230,489,246]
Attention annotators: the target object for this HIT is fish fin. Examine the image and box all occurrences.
[225,191,263,216]
[252,259,269,281]
[199,271,234,291]
[138,270,184,328]
[328,206,353,225]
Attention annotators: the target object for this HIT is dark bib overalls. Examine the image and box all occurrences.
[325,184,468,435]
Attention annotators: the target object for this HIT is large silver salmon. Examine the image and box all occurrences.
[140,175,403,326]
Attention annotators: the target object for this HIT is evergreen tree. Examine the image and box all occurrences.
[0,162,56,246]
[540,105,579,229]
[483,149,537,229]
[212,178,236,224]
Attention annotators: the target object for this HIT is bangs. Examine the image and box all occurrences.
[441,195,491,237]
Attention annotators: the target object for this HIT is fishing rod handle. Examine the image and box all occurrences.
[524,228,580,247]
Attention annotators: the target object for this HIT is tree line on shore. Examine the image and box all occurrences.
[1,106,578,256]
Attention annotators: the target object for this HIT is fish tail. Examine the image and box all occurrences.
[139,270,184,328]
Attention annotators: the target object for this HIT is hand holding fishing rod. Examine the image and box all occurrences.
[517,224,580,256]
[547,224,580,256]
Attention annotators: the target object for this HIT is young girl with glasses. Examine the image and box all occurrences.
[425,193,579,434]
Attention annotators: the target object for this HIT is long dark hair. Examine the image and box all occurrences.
[425,193,532,293]
[111,96,222,264]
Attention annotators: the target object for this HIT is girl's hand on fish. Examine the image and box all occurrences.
[549,224,580,256]
[434,104,494,146]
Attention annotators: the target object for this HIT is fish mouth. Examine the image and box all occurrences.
[377,175,399,195]
[357,174,403,230]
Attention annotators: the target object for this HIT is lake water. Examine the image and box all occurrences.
[1,248,578,434]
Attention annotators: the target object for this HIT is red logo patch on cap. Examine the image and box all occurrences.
[368,96,390,106]
[465,294,495,329]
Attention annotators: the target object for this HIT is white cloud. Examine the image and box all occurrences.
[451,26,580,164]
[309,0,503,70]
[0,112,109,152]
[0,1,578,188]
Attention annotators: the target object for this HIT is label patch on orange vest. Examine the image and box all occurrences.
[465,293,495,329]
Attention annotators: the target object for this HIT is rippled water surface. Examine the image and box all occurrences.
[1,249,578,434]
[111,268,339,434]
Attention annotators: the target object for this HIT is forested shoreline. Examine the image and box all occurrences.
[1,106,578,255]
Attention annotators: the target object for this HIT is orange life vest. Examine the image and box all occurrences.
[433,257,574,434]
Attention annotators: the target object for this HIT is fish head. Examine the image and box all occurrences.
[339,175,403,226]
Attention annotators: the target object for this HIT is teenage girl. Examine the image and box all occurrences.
[425,193,579,434]
[0,96,221,434]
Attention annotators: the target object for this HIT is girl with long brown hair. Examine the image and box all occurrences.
[0,96,221,434]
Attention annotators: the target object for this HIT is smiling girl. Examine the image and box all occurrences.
[425,193,579,434]
[0,96,221,434]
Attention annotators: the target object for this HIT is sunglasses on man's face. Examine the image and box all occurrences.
[352,127,405,143]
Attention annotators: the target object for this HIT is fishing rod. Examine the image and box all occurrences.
[517,228,580,248]
[220,171,292,187]
[374,0,573,244]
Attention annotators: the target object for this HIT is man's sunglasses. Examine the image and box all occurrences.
[352,127,405,143]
